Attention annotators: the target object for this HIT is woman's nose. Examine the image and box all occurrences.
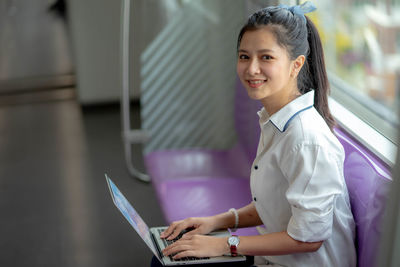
[247,58,261,75]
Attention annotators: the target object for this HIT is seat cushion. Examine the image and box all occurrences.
[154,176,252,222]
[145,147,251,182]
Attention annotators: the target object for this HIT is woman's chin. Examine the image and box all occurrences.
[246,91,265,101]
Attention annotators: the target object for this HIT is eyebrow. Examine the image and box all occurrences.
[238,49,275,53]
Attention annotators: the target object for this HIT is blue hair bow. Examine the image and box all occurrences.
[278,1,317,23]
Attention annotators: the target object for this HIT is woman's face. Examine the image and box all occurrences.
[237,26,301,113]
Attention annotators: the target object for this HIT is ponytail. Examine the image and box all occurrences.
[304,17,336,131]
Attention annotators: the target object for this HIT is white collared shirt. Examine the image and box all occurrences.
[250,91,356,267]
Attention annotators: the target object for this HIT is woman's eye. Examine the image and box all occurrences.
[238,54,249,60]
[261,55,272,60]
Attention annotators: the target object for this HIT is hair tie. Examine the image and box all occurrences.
[278,1,317,23]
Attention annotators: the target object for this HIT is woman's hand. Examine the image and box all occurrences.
[160,216,218,241]
[162,235,229,260]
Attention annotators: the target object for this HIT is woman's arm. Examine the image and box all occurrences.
[161,202,262,240]
[212,202,263,230]
[162,202,322,259]
[238,231,323,255]
[163,231,323,260]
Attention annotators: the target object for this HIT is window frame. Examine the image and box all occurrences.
[329,95,397,168]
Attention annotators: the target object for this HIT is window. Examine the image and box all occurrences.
[307,0,399,160]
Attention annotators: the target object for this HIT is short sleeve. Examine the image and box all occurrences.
[281,143,345,242]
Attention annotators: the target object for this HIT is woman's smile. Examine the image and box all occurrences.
[247,79,267,88]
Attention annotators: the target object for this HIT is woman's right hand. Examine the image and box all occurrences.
[160,216,218,240]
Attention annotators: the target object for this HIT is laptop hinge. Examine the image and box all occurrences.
[150,230,164,261]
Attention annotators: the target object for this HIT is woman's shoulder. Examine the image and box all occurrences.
[282,107,344,156]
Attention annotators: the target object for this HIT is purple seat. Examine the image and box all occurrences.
[145,80,261,236]
[335,128,392,267]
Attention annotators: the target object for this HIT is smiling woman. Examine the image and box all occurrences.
[236,27,304,115]
[154,2,356,267]
[237,3,335,132]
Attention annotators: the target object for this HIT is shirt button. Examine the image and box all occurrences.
[254,165,258,170]
[253,197,257,201]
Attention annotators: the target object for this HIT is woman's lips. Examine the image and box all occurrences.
[247,79,266,88]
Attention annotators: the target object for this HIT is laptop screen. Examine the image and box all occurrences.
[106,175,160,258]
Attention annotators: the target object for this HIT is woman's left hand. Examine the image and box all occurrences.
[162,235,229,260]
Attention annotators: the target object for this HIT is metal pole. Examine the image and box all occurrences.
[121,0,150,182]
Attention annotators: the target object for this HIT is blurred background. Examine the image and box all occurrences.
[0,0,398,266]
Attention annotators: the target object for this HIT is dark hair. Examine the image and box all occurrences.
[237,7,335,131]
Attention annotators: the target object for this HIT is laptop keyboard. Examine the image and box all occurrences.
[157,229,210,262]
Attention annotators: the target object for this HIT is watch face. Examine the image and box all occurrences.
[228,236,239,246]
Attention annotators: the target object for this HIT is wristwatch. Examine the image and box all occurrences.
[227,235,240,257]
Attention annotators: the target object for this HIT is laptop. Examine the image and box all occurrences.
[105,174,247,266]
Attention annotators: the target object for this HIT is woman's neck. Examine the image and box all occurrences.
[261,87,301,116]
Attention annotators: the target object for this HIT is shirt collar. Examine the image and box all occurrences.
[258,90,315,132]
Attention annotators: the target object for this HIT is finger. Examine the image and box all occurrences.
[182,227,203,238]
[160,221,182,238]
[167,221,193,240]
[160,227,173,239]
[163,238,191,251]
[163,243,192,257]
[173,250,197,260]
[167,227,184,240]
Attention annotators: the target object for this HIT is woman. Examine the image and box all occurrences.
[155,2,356,266]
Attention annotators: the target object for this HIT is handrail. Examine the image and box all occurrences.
[121,0,150,182]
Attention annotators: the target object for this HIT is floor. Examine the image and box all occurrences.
[0,90,165,267]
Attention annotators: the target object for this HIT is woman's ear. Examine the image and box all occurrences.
[291,55,305,78]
